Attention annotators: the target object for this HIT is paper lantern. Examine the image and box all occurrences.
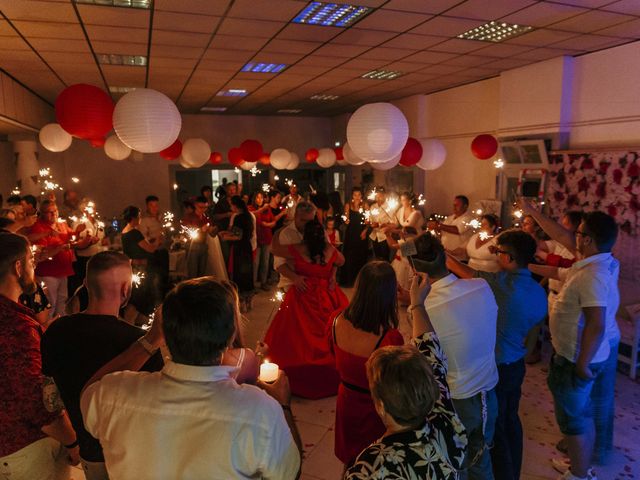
[399,137,422,167]
[270,148,291,169]
[89,137,106,148]
[209,151,223,165]
[305,148,319,163]
[131,151,144,162]
[240,161,257,171]
[286,152,300,170]
[159,139,182,160]
[417,139,446,171]
[334,146,344,160]
[39,123,72,152]
[258,153,270,166]
[181,138,211,168]
[343,143,366,166]
[104,135,132,161]
[113,88,181,153]
[337,159,348,166]
[240,139,263,163]
[228,147,245,167]
[371,154,401,170]
[471,134,498,160]
[55,84,114,140]
[179,156,191,168]
[347,102,408,163]
[316,148,337,168]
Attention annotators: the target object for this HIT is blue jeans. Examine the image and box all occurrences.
[591,337,619,465]
[453,388,498,480]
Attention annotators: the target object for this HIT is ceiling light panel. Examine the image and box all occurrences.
[109,86,137,93]
[98,54,147,66]
[310,94,339,100]
[74,0,151,9]
[216,89,248,97]
[361,70,403,80]
[241,62,287,73]
[201,107,227,112]
[457,21,533,43]
[292,2,372,27]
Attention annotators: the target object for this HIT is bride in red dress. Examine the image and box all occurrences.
[264,219,349,399]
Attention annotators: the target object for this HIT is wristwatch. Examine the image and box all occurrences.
[137,336,157,355]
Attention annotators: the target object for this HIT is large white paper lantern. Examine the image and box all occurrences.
[371,154,401,170]
[113,88,181,153]
[417,139,446,171]
[240,161,257,171]
[343,142,366,166]
[39,123,72,152]
[104,135,131,161]
[271,148,291,169]
[181,138,211,168]
[286,152,300,170]
[347,102,408,163]
[316,148,337,168]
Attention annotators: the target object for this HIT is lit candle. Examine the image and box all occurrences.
[259,361,279,383]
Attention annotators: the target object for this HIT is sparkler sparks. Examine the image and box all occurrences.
[162,212,175,230]
[234,168,241,174]
[467,218,481,230]
[513,209,523,219]
[71,177,80,183]
[493,158,504,169]
[131,272,145,288]
[181,225,200,240]
[341,215,347,222]
[285,179,294,187]
[271,290,285,303]
[250,166,259,177]
[10,187,20,195]
[274,175,280,181]
[387,198,399,211]
[479,231,493,241]
[417,194,426,206]
[370,208,380,216]
[367,188,376,201]
[173,183,178,191]
[262,183,270,193]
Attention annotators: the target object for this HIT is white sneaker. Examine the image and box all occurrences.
[555,463,597,480]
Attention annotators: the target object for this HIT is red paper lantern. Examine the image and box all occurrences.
[240,139,263,163]
[55,84,114,140]
[471,134,498,160]
[305,148,319,163]
[258,153,270,166]
[209,151,223,165]
[399,137,422,167]
[228,147,245,166]
[159,139,182,160]
[334,146,344,161]
[89,137,106,148]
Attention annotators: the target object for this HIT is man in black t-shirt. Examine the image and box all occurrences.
[41,251,162,480]
[268,190,285,234]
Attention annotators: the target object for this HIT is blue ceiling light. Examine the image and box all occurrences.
[216,89,248,97]
[292,2,372,27]
[241,62,288,73]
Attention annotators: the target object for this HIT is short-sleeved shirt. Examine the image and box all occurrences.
[41,314,163,462]
[30,219,75,278]
[475,269,548,364]
[550,252,620,364]
[251,207,275,246]
[121,229,150,260]
[441,212,473,258]
[138,214,163,243]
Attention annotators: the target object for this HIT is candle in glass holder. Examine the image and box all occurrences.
[259,361,279,383]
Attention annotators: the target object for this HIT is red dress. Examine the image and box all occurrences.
[329,317,404,465]
[264,246,348,399]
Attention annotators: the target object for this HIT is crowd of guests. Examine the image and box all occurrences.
[0,182,621,480]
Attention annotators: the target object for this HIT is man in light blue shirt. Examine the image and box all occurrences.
[447,229,547,480]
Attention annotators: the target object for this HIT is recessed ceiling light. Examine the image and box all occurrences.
[108,86,136,93]
[98,54,147,66]
[216,89,248,97]
[293,2,372,27]
[278,109,302,114]
[310,94,339,101]
[241,62,287,73]
[200,106,227,112]
[74,0,151,8]
[361,70,403,80]
[457,21,533,43]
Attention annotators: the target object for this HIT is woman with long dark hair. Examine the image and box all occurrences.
[339,187,369,287]
[263,219,349,399]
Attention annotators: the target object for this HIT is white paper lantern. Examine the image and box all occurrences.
[316,148,337,168]
[181,138,211,168]
[286,152,300,170]
[39,123,72,152]
[371,154,401,170]
[270,148,291,169]
[343,142,366,166]
[104,135,131,161]
[131,151,144,162]
[179,156,191,168]
[417,139,446,171]
[347,102,408,163]
[240,161,257,171]
[113,88,182,153]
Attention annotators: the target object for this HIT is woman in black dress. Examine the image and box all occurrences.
[339,187,370,287]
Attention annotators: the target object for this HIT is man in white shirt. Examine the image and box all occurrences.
[412,232,499,480]
[273,201,316,291]
[369,187,398,261]
[281,183,302,226]
[80,277,301,480]
[428,195,473,261]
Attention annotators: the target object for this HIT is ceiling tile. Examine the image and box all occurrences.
[153,30,211,48]
[418,64,465,75]
[446,0,537,21]
[209,35,269,51]
[546,0,613,7]
[152,44,204,59]
[340,58,387,70]
[297,55,348,68]
[548,10,635,33]
[594,18,640,38]
[77,5,149,27]
[262,39,322,55]
[150,57,198,69]
[93,41,147,56]
[153,12,220,34]
[218,18,285,38]
[86,25,148,44]
[410,15,486,36]
[500,2,588,28]
[601,0,640,16]
[383,61,428,72]
[471,43,537,57]
[512,46,581,61]
[382,33,444,50]
[402,50,458,63]
[441,54,503,67]
[549,34,627,50]
[283,65,332,76]
[356,10,432,32]
[504,28,578,47]
[11,21,85,40]
[483,57,534,70]
[1,1,76,23]
[277,23,342,42]
[101,65,146,85]
[227,0,303,21]
[314,44,371,58]
[0,37,31,51]
[253,52,305,64]
[430,38,487,54]
[202,48,254,62]
[198,59,246,72]
[155,0,231,16]
[28,38,90,53]
[360,46,414,60]
[332,28,397,46]
[39,51,94,64]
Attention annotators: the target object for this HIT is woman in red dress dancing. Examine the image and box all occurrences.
[265,219,348,399]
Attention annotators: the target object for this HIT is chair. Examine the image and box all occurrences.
[617,303,640,380]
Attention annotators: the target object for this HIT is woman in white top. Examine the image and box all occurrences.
[466,214,500,272]
[395,192,424,231]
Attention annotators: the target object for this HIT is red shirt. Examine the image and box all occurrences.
[251,206,274,246]
[0,294,61,457]
[30,219,75,278]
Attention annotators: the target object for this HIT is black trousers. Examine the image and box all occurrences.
[372,239,391,262]
[491,359,526,480]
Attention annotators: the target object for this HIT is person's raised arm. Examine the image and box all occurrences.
[445,251,475,279]
[137,237,158,253]
[518,198,576,254]
[528,263,561,280]
[409,272,434,338]
[576,306,606,380]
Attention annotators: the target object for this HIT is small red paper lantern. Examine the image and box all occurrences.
[399,137,422,167]
[159,139,182,160]
[305,148,319,163]
[258,153,270,166]
[228,147,245,166]
[209,151,223,165]
[55,84,114,140]
[89,137,106,148]
[334,146,344,161]
[471,134,498,160]
[240,139,263,163]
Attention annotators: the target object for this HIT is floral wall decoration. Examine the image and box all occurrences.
[548,152,640,235]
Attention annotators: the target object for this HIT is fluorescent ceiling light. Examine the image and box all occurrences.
[201,106,227,112]
[310,94,339,101]
[74,0,150,9]
[361,70,403,80]
[216,89,248,97]
[241,62,287,73]
[457,21,533,42]
[109,86,136,93]
[98,54,147,66]
[278,109,302,114]
[292,2,372,27]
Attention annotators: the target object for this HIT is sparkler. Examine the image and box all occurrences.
[363,210,371,222]
[162,212,175,230]
[341,215,347,222]
[234,167,240,174]
[274,175,280,181]
[250,166,259,177]
[493,158,504,169]
[386,198,399,211]
[286,199,295,209]
[38,167,62,193]
[370,208,380,217]
[180,225,200,241]
[417,194,426,206]
[173,183,178,191]
[141,311,154,331]
[71,177,80,183]
[262,183,270,193]
[10,187,20,195]
[513,209,523,219]
[131,271,145,288]
[475,209,483,215]
[285,178,294,187]
[367,188,377,201]
[467,218,481,230]
[479,231,493,241]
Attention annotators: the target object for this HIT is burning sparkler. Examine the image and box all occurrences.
[387,198,399,211]
[367,188,377,201]
[250,166,259,177]
[234,167,241,174]
[493,158,504,169]
[173,183,178,191]
[71,177,80,183]
[162,212,175,230]
[274,175,280,181]
[262,183,270,193]
[10,187,20,195]
[417,194,426,207]
[132,271,145,288]
[479,231,493,241]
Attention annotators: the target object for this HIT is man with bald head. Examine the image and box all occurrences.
[41,251,162,480]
